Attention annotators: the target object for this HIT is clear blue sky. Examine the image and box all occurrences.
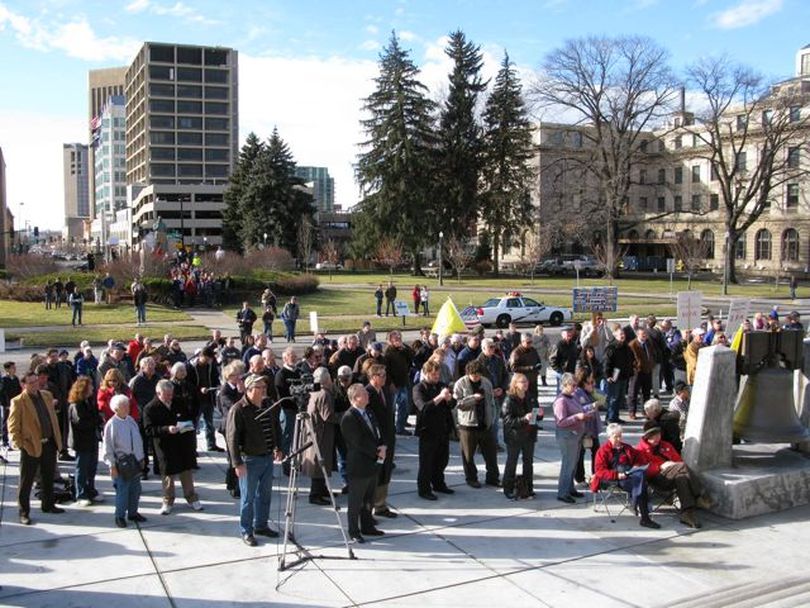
[0,0,807,228]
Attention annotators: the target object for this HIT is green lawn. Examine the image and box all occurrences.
[7,324,211,349]
[314,270,795,299]
[0,302,191,328]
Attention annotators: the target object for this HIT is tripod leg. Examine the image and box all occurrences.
[304,417,355,560]
[280,414,305,568]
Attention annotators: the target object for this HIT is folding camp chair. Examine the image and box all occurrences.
[592,481,632,523]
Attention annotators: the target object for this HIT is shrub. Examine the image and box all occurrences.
[7,254,59,279]
[98,253,173,290]
[473,260,493,276]
[246,247,295,272]
[0,282,46,302]
[271,274,319,295]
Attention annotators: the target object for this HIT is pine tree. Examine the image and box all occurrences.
[435,30,487,240]
[222,132,264,251]
[480,53,535,275]
[354,32,437,268]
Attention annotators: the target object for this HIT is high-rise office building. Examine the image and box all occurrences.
[88,67,126,224]
[125,42,239,248]
[90,95,128,248]
[0,147,7,266]
[295,166,335,212]
[63,143,90,241]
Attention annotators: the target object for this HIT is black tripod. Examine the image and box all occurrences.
[278,409,355,572]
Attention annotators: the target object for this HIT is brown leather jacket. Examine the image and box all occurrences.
[628,339,655,374]
[8,389,62,457]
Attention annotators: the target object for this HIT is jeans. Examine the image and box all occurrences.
[238,454,274,536]
[375,299,382,316]
[263,320,273,340]
[554,370,564,393]
[114,475,142,519]
[136,304,146,324]
[284,319,296,342]
[606,378,628,423]
[393,386,409,433]
[198,398,216,449]
[71,304,82,325]
[555,428,582,499]
[334,427,348,485]
[279,408,296,456]
[75,447,99,500]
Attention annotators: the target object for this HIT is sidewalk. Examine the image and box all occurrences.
[3,382,810,606]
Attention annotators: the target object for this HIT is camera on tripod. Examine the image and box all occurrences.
[287,373,321,411]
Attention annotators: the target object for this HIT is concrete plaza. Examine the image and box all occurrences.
[3,378,810,607]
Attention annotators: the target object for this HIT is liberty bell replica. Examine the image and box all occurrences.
[733,330,810,443]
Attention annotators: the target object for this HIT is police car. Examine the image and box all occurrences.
[474,292,573,328]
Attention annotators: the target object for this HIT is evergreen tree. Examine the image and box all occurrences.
[435,30,487,240]
[224,129,314,253]
[222,132,264,251]
[480,53,535,274]
[354,32,437,267]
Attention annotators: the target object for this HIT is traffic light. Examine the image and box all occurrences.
[33,226,39,238]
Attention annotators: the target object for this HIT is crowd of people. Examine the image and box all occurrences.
[4,302,803,544]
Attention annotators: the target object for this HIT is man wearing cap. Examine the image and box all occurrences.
[187,347,223,452]
[684,328,706,386]
[783,311,804,331]
[636,422,710,529]
[354,342,383,384]
[550,327,580,392]
[357,321,377,351]
[97,342,132,386]
[226,373,283,546]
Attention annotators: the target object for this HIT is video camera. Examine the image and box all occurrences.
[287,373,321,411]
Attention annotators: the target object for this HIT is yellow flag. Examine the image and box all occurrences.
[431,298,467,338]
[730,326,743,352]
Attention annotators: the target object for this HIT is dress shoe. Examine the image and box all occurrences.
[570,490,585,498]
[115,518,127,528]
[309,496,331,506]
[396,429,412,436]
[42,506,65,514]
[557,495,576,504]
[254,527,280,538]
[19,513,32,525]
[360,527,385,536]
[341,485,349,495]
[141,472,149,481]
[58,452,76,462]
[434,486,455,494]
[373,508,398,519]
[419,492,438,501]
[208,446,225,452]
[128,513,147,523]
[242,534,258,547]
[350,533,366,544]
[467,480,482,489]
[640,517,661,529]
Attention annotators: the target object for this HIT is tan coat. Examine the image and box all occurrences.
[302,389,337,479]
[8,389,62,457]
[684,341,701,385]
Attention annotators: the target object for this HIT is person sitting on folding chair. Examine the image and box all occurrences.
[591,423,660,529]
[636,423,712,529]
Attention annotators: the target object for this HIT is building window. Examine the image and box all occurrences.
[178,164,203,177]
[205,149,230,162]
[788,146,800,169]
[762,109,773,127]
[177,100,203,113]
[674,195,682,211]
[657,196,665,211]
[691,194,701,211]
[735,151,747,171]
[149,65,174,81]
[790,106,801,122]
[639,196,648,211]
[204,102,229,115]
[657,168,666,184]
[177,46,203,65]
[645,229,656,240]
[787,183,799,209]
[710,194,719,210]
[150,44,174,62]
[639,169,646,184]
[692,134,699,147]
[674,167,683,184]
[177,85,203,98]
[205,69,229,84]
[150,116,175,129]
[691,165,700,183]
[177,132,203,145]
[205,117,229,130]
[205,133,229,146]
[710,164,718,181]
[782,228,800,261]
[150,163,176,177]
[177,67,203,82]
[178,116,203,130]
[674,136,682,150]
[640,140,648,153]
[701,229,715,259]
[736,115,748,130]
[150,83,174,97]
[149,131,175,145]
[755,229,772,260]
[204,86,229,100]
[177,148,203,161]
[205,48,229,66]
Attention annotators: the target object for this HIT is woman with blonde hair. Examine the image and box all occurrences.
[97,368,135,422]
[501,373,539,499]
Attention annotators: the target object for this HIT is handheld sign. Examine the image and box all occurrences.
[572,287,618,313]
[677,291,702,330]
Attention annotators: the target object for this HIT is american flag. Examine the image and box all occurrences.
[459,306,481,331]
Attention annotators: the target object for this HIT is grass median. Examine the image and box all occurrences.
[0,302,191,328]
[7,324,211,349]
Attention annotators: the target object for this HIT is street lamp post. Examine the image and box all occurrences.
[438,231,444,286]
[263,232,268,247]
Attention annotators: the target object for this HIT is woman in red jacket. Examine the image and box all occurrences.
[636,424,710,529]
[97,368,136,422]
[591,422,660,529]
[411,285,421,314]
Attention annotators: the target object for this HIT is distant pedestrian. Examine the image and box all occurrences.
[102,272,115,304]
[384,282,397,317]
[132,278,148,326]
[420,285,430,316]
[236,301,257,344]
[92,276,102,304]
[790,275,798,299]
[412,285,421,314]
[44,281,54,310]
[54,278,64,309]
[262,306,275,340]
[69,288,84,326]
[281,296,300,342]
[374,284,384,317]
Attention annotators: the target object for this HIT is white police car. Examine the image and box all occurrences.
[475,292,573,328]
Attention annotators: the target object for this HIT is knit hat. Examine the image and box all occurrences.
[642,422,662,438]
[243,373,268,391]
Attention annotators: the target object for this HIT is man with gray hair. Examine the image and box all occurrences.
[130,356,159,479]
[304,367,338,506]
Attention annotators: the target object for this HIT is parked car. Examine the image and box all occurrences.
[315,262,343,270]
[475,292,573,328]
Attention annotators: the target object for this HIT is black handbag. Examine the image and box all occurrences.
[115,422,141,481]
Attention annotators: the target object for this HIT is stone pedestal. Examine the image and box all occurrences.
[700,444,810,519]
[682,345,736,471]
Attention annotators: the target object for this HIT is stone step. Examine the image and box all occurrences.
[667,575,810,608]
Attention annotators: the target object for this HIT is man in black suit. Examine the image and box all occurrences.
[365,364,397,519]
[340,383,386,543]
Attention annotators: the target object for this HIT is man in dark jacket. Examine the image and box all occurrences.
[186,347,222,452]
[129,356,160,478]
[236,302,257,344]
[382,331,413,435]
[45,349,74,461]
[628,328,655,419]
[1,361,22,448]
[508,334,541,408]
[455,335,482,380]
[384,282,397,317]
[366,364,397,519]
[603,324,635,424]
[412,359,455,500]
[218,360,244,497]
[340,383,386,543]
[549,327,580,392]
[477,337,509,450]
[274,347,301,474]
[226,374,282,546]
